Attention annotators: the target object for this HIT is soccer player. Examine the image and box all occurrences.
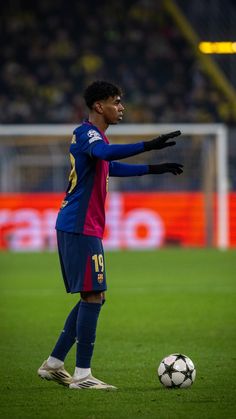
[38,80,183,390]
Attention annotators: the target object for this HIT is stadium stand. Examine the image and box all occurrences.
[1,0,235,124]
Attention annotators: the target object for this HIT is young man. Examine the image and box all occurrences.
[38,80,183,390]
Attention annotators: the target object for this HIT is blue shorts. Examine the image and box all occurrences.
[57,230,107,294]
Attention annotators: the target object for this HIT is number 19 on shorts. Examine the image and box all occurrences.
[92,254,104,273]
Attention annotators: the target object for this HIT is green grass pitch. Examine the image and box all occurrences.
[0,249,236,419]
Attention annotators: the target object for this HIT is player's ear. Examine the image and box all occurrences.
[94,101,103,114]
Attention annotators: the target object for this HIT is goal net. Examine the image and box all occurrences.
[0,123,228,250]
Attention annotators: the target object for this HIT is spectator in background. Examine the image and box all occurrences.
[0,0,231,124]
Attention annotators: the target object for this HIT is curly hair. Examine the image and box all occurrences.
[83,80,122,109]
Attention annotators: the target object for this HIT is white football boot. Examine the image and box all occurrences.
[38,360,72,386]
[69,374,117,390]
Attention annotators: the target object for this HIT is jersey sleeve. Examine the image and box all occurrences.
[109,161,149,177]
[92,140,145,161]
[75,128,104,157]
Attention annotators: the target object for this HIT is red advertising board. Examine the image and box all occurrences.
[0,193,235,250]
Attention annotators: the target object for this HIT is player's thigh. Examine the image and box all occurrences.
[57,231,107,294]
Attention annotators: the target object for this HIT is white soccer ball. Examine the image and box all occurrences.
[157,353,196,388]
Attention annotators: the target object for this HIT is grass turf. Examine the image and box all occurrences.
[0,249,236,419]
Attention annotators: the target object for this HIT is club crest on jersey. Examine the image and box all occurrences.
[87,130,102,144]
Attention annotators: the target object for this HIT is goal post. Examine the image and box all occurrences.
[0,123,229,250]
[109,123,229,250]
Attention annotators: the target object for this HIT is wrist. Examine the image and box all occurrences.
[148,165,163,174]
[143,139,155,151]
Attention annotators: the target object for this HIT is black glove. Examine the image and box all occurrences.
[144,131,181,151]
[149,163,184,175]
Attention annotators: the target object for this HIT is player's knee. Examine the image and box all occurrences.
[80,291,103,304]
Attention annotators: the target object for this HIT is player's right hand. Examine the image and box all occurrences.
[148,163,184,175]
[144,130,181,151]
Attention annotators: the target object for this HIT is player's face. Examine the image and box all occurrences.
[100,96,124,125]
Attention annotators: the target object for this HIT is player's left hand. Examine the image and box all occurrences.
[148,163,184,175]
[144,131,181,151]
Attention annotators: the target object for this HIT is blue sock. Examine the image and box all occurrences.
[76,302,101,368]
[51,301,80,361]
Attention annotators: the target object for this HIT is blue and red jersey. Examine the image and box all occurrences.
[56,121,149,238]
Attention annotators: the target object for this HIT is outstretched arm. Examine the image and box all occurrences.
[92,131,182,161]
[109,161,149,177]
[109,161,183,177]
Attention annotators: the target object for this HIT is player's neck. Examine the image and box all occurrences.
[88,115,108,133]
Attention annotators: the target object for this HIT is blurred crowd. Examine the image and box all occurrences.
[0,0,234,124]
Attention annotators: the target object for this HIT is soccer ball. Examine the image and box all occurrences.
[157,353,196,388]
